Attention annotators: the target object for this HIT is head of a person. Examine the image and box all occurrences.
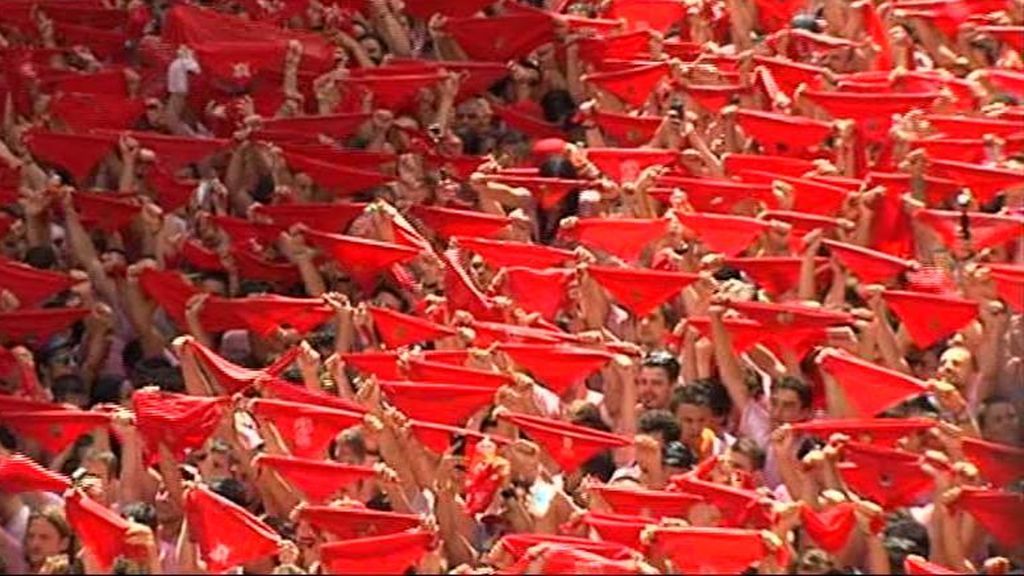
[454,98,493,133]
[79,450,119,504]
[638,409,682,445]
[725,437,766,475]
[978,395,1021,446]
[193,439,233,482]
[770,376,813,428]
[357,33,386,65]
[670,384,715,448]
[332,427,371,466]
[51,374,88,408]
[24,507,72,570]
[937,344,975,391]
[638,351,680,411]
[637,305,671,349]
[883,518,930,573]
[794,548,837,575]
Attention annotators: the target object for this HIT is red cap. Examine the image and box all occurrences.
[584,63,670,107]
[443,11,556,61]
[837,442,934,509]
[0,258,75,307]
[569,218,668,263]
[584,148,678,182]
[500,411,631,473]
[788,418,935,447]
[881,290,980,348]
[818,350,928,416]
[24,130,113,184]
[587,265,698,317]
[960,437,1024,488]
[0,453,71,494]
[299,505,422,540]
[988,264,1024,312]
[676,213,770,256]
[951,488,1024,549]
[735,109,833,156]
[320,530,434,575]
[456,236,574,270]
[725,257,829,297]
[132,389,229,460]
[412,205,512,240]
[254,454,374,504]
[66,490,129,572]
[592,110,662,147]
[499,343,613,396]
[904,555,961,575]
[185,486,281,573]
[503,267,574,321]
[250,399,364,458]
[407,357,512,388]
[608,0,686,32]
[369,306,457,349]
[380,381,497,425]
[722,153,815,178]
[666,475,771,528]
[408,420,512,455]
[685,316,766,353]
[341,351,403,380]
[591,484,703,520]
[259,377,367,414]
[253,202,368,234]
[823,240,914,284]
[650,526,786,574]
[304,230,419,292]
[1,410,109,454]
[928,159,1024,204]
[582,512,652,550]
[799,502,858,553]
[656,176,776,213]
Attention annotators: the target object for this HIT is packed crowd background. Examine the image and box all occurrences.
[0,0,1021,573]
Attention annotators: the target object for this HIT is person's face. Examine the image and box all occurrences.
[24,518,68,568]
[638,310,667,347]
[638,366,673,410]
[938,347,974,390]
[770,388,809,427]
[675,403,713,446]
[333,443,365,466]
[982,402,1020,445]
[360,37,384,64]
[196,449,231,481]
[372,291,403,311]
[47,350,78,381]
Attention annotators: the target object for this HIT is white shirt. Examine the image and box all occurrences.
[167,55,201,95]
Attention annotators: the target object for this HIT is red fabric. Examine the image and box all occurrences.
[164,4,331,58]
[304,230,418,292]
[592,484,702,519]
[409,420,511,455]
[93,131,228,172]
[583,512,651,549]
[260,113,370,141]
[339,72,444,111]
[381,381,496,425]
[132,389,228,460]
[369,306,456,348]
[584,63,669,107]
[492,102,566,140]
[299,505,421,540]
[439,249,495,319]
[507,544,647,574]
[499,343,612,396]
[412,205,511,239]
[185,339,296,394]
[503,266,574,321]
[587,265,698,317]
[145,167,197,212]
[284,152,390,195]
[735,109,834,156]
[73,192,142,233]
[800,503,858,553]
[0,410,109,454]
[914,210,1023,251]
[568,218,668,262]
[725,257,828,296]
[960,437,1024,487]
[470,320,572,346]
[0,453,71,493]
[49,92,144,132]
[481,176,583,211]
[500,412,631,473]
[927,159,1024,204]
[210,216,284,246]
[952,488,1024,548]
[185,486,281,573]
[0,307,90,344]
[66,490,129,572]
[577,31,653,63]
[904,555,960,575]
[680,84,749,112]
[402,0,494,18]
[0,396,68,413]
[498,533,637,561]
[608,0,686,32]
[723,153,816,178]
[881,290,979,348]
[254,454,374,503]
[651,526,782,574]
[802,90,941,142]
[230,247,301,286]
[0,258,74,307]
[676,212,770,256]
[456,236,573,269]
[253,202,368,233]
[752,56,828,95]
[585,148,678,181]
[200,295,334,337]
[260,376,367,414]
[654,177,776,213]
[667,475,771,528]
[443,12,556,61]
[407,358,512,388]
[251,399,364,458]
[988,264,1024,312]
[729,301,851,336]
[341,351,403,380]
[738,170,849,216]
[593,110,662,147]
[789,418,935,447]
[862,1,892,70]
[976,26,1024,54]
[838,443,934,509]
[819,351,928,416]
[684,316,765,353]
[823,240,914,283]
[24,130,114,184]
[320,530,433,575]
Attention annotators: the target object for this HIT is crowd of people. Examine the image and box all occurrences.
[0,0,1021,573]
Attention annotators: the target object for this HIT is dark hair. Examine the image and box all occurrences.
[210,477,249,508]
[978,395,1013,430]
[540,89,577,127]
[330,427,367,462]
[642,351,681,384]
[24,245,59,270]
[670,384,712,413]
[579,450,616,482]
[238,280,274,297]
[662,440,696,470]
[884,518,930,574]
[51,374,87,402]
[121,502,158,532]
[775,375,813,409]
[638,409,681,443]
[82,450,120,479]
[132,357,185,393]
[730,437,767,471]
[89,375,125,407]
